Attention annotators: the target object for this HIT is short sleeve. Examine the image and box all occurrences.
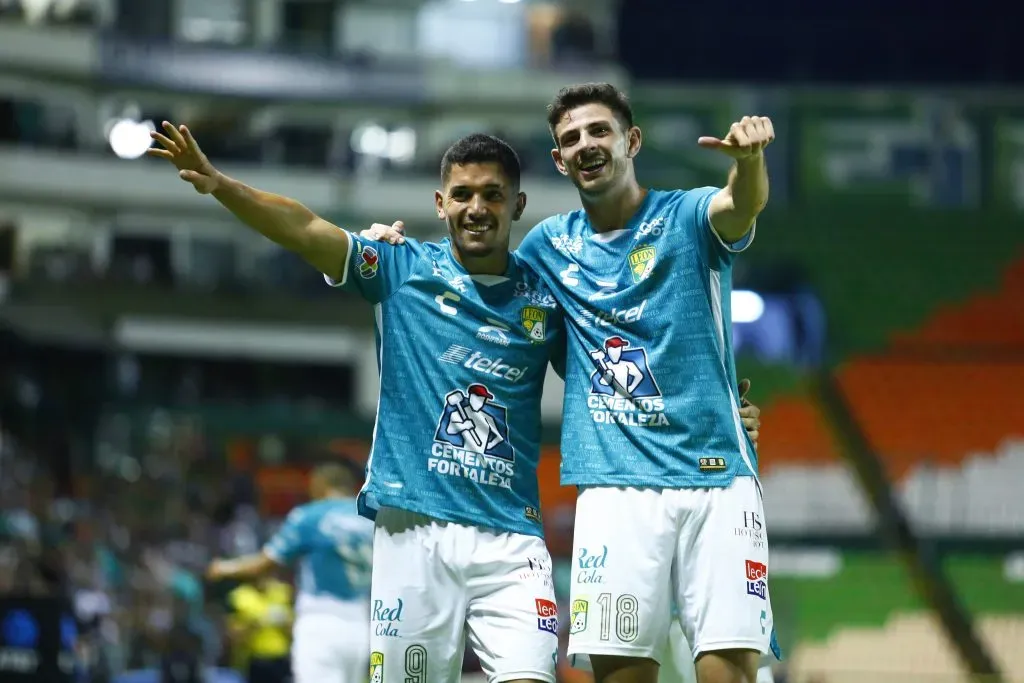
[263,507,307,565]
[680,186,755,270]
[324,231,423,304]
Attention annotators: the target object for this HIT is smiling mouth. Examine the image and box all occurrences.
[578,159,607,175]
[462,224,493,235]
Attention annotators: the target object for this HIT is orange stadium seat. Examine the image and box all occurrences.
[757,396,842,470]
[842,255,1024,476]
[836,358,1024,477]
[894,255,1024,348]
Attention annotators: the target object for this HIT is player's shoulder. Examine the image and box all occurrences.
[538,208,587,233]
[351,232,430,262]
[284,502,316,525]
[321,498,373,532]
[662,186,721,215]
[415,238,449,258]
[517,209,587,261]
[657,186,720,209]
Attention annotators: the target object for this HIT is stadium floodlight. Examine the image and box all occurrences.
[731,289,765,323]
[385,127,417,164]
[352,124,389,157]
[108,118,156,160]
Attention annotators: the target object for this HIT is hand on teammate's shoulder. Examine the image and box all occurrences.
[360,221,406,245]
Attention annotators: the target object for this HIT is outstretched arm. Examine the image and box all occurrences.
[701,116,775,242]
[207,552,278,581]
[148,121,350,280]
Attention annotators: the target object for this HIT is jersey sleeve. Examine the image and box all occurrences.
[681,187,756,270]
[324,231,422,304]
[263,507,307,565]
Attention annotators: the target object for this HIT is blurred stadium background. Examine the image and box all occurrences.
[1,0,1022,682]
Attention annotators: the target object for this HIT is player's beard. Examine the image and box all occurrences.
[449,219,508,264]
[573,156,622,197]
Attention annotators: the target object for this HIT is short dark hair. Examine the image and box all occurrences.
[440,133,521,188]
[546,83,634,140]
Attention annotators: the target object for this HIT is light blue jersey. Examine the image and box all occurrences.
[516,188,757,488]
[330,233,564,537]
[263,497,373,612]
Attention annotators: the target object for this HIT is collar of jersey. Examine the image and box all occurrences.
[584,188,657,241]
[439,238,517,285]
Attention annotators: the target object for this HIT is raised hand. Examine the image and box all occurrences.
[146,121,221,194]
[698,116,775,160]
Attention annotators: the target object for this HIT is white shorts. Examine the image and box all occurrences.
[567,477,774,665]
[292,612,370,683]
[369,507,558,683]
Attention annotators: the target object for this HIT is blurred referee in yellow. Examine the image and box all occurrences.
[226,574,293,683]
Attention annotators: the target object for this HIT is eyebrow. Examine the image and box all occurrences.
[449,183,505,191]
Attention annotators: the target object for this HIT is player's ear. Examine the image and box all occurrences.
[513,191,527,221]
[551,147,568,176]
[434,189,446,220]
[626,126,642,159]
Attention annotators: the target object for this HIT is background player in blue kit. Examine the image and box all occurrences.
[206,463,374,683]
[511,83,779,683]
[148,124,564,683]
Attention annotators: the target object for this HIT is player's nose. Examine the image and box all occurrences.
[466,196,488,218]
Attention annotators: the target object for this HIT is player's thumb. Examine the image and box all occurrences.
[738,378,751,400]
[697,136,725,149]
[180,169,212,193]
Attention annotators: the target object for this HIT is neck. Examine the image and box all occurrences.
[322,490,348,500]
[453,247,509,276]
[581,181,648,233]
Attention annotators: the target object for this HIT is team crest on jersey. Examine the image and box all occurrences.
[521,306,547,344]
[430,384,516,490]
[627,245,657,283]
[358,245,379,279]
[369,652,384,683]
[569,599,589,634]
